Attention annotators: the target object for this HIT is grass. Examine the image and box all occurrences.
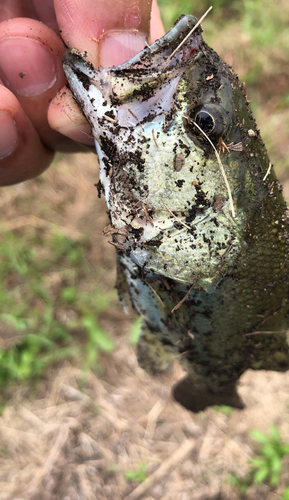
[124,461,147,483]
[158,0,238,31]
[230,425,289,494]
[0,194,141,390]
[159,0,289,87]
[0,222,116,387]
[283,487,289,500]
[213,405,234,417]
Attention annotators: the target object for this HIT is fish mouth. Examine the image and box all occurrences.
[63,15,203,106]
[63,15,202,70]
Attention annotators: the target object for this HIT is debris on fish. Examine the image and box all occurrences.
[63,15,289,412]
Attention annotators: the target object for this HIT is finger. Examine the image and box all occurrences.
[0,85,54,186]
[150,0,165,43]
[31,0,59,33]
[0,18,80,152]
[48,86,94,146]
[0,0,59,34]
[0,0,35,22]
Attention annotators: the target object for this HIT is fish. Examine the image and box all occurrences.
[63,15,289,412]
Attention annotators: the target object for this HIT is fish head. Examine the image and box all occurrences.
[63,15,271,292]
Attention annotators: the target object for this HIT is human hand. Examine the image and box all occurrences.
[0,0,164,186]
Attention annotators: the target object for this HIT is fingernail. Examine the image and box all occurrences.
[0,111,18,159]
[0,37,57,97]
[55,122,94,146]
[100,31,146,68]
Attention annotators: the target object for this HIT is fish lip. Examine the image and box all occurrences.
[62,48,96,83]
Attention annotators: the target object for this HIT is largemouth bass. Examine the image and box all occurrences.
[63,15,289,411]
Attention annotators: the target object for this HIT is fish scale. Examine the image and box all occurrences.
[63,15,289,411]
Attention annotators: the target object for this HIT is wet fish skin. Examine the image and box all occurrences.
[63,16,289,411]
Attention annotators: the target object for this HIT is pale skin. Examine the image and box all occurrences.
[0,0,164,186]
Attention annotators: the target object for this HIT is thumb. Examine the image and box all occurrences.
[54,0,152,67]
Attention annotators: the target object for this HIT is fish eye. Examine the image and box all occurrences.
[184,104,229,142]
[195,109,215,134]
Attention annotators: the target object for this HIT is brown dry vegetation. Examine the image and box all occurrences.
[1,3,289,499]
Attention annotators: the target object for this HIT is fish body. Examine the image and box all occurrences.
[63,16,289,411]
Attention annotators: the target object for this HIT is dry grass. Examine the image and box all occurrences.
[1,340,289,499]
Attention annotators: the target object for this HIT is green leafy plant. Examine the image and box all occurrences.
[82,314,114,370]
[124,462,147,483]
[229,473,250,494]
[249,426,289,486]
[230,425,289,493]
[213,405,234,416]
